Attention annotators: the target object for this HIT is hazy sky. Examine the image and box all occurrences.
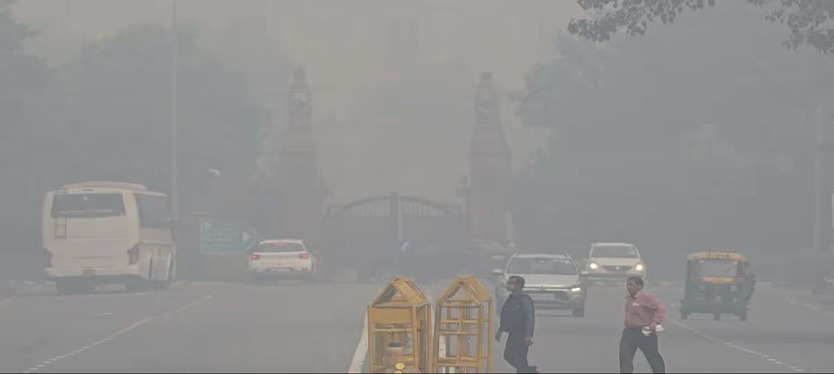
[12,0,583,200]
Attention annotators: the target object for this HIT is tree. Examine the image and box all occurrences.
[514,3,834,266]
[568,0,834,53]
[53,24,274,213]
[0,0,58,281]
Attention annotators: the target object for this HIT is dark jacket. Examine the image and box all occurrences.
[499,291,535,337]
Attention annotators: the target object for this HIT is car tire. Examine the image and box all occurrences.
[306,271,319,284]
[56,279,93,295]
[572,307,585,317]
[125,279,148,293]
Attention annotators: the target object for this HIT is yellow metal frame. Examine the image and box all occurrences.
[687,250,750,283]
[367,275,433,373]
[432,274,494,373]
[687,251,748,262]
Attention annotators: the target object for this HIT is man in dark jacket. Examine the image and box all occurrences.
[495,275,537,373]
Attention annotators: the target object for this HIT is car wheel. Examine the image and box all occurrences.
[306,270,319,284]
[125,279,148,293]
[56,279,93,295]
[572,307,585,317]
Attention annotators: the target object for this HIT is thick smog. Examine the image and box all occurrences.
[1,0,834,373]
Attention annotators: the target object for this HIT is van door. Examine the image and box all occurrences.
[47,192,132,268]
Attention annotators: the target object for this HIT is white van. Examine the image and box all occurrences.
[42,181,177,294]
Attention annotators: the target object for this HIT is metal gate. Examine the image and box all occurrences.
[323,192,467,281]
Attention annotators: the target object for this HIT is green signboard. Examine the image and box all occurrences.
[199,219,261,254]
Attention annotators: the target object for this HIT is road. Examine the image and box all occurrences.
[483,283,834,373]
[2,280,834,372]
[0,281,379,373]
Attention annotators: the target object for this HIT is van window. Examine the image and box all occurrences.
[51,193,126,218]
[135,194,170,229]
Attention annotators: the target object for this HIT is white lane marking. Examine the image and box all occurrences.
[438,335,451,374]
[786,296,829,314]
[348,313,369,373]
[21,294,212,373]
[670,321,806,372]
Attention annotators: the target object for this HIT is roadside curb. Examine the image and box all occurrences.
[584,280,682,288]
[7,281,52,295]
[0,281,11,301]
[809,295,834,304]
[586,280,788,289]
[650,281,681,288]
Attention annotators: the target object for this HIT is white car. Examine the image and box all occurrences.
[494,253,587,317]
[582,242,647,282]
[247,239,318,284]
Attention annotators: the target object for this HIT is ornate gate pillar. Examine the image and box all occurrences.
[467,72,512,246]
[276,66,324,246]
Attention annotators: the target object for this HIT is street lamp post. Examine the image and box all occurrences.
[170,0,179,220]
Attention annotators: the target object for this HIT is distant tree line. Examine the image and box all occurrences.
[513,1,834,269]
[0,1,281,261]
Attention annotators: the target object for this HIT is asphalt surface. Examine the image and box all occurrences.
[484,283,834,373]
[2,280,834,373]
[0,281,380,373]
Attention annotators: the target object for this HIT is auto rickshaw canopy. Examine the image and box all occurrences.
[687,251,748,262]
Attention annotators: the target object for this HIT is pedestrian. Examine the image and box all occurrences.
[495,275,538,373]
[620,276,667,373]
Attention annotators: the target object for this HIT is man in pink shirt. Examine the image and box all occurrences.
[620,276,666,373]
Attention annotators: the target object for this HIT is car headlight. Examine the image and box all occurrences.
[589,262,599,270]
[635,264,644,271]
[570,287,582,292]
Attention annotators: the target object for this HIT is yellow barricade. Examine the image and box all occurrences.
[367,275,432,373]
[432,275,494,373]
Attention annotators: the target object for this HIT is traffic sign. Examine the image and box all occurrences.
[199,219,261,254]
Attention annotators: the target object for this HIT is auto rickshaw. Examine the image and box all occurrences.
[679,251,755,321]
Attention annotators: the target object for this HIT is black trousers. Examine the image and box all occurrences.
[619,328,666,373]
[503,333,536,373]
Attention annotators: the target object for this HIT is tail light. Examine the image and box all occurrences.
[128,244,140,265]
[250,253,260,260]
[299,253,309,259]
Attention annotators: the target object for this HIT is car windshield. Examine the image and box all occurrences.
[257,242,304,253]
[695,259,738,277]
[507,258,577,275]
[591,245,639,258]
